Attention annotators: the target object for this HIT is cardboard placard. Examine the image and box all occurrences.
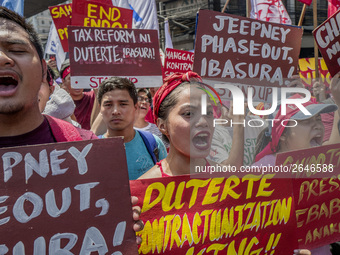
[299,58,331,90]
[194,10,303,86]
[71,0,112,25]
[313,9,340,77]
[0,138,137,254]
[68,26,163,88]
[193,10,303,102]
[49,4,72,52]
[72,1,133,29]
[275,143,340,179]
[292,178,340,250]
[130,175,297,254]
[163,48,194,77]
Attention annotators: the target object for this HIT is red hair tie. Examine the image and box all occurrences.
[153,71,202,122]
[61,66,71,80]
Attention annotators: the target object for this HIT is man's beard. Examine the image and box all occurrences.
[0,103,24,115]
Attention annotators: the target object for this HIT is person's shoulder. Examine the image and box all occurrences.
[75,127,98,140]
[45,115,97,141]
[138,164,162,179]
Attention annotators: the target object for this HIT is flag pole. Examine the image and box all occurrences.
[221,0,231,13]
[298,4,307,26]
[246,0,251,18]
[313,0,319,79]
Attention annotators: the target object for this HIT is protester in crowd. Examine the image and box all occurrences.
[134,88,169,148]
[38,66,56,112]
[38,67,81,127]
[0,6,143,242]
[60,59,98,130]
[139,71,244,178]
[253,73,340,255]
[144,87,157,124]
[97,77,167,180]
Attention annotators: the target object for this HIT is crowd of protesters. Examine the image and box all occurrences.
[1,5,340,254]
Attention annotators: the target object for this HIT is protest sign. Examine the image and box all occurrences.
[193,10,303,101]
[71,0,112,25]
[49,4,72,52]
[313,9,340,77]
[130,175,297,254]
[292,177,340,250]
[299,58,331,89]
[72,1,133,29]
[163,48,194,77]
[0,138,137,254]
[68,26,163,88]
[275,143,340,179]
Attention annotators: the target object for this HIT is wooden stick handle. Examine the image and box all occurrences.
[313,0,319,78]
[298,4,307,26]
[221,0,231,13]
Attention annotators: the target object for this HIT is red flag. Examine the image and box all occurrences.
[297,0,312,5]
[328,0,340,17]
[250,0,291,24]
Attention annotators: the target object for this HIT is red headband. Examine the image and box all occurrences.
[153,71,202,122]
[254,94,316,162]
[62,66,71,80]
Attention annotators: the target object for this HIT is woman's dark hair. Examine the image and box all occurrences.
[0,7,43,62]
[97,77,137,105]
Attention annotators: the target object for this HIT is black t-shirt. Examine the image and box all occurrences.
[0,118,55,148]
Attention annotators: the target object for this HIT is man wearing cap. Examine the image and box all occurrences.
[60,59,97,130]
[253,93,339,166]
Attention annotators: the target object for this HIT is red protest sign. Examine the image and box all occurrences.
[72,1,133,29]
[292,177,340,250]
[193,10,303,102]
[313,9,340,77]
[299,58,331,90]
[49,4,72,52]
[275,143,340,179]
[68,26,163,88]
[130,175,297,254]
[0,138,137,254]
[163,48,194,77]
[71,0,112,25]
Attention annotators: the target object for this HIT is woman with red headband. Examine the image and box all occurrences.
[253,74,340,255]
[139,71,244,178]
[253,76,340,166]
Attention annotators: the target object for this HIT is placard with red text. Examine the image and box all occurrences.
[68,26,163,88]
[49,4,72,52]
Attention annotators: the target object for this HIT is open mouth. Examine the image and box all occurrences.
[140,106,147,110]
[310,136,322,147]
[192,132,210,150]
[0,76,19,95]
